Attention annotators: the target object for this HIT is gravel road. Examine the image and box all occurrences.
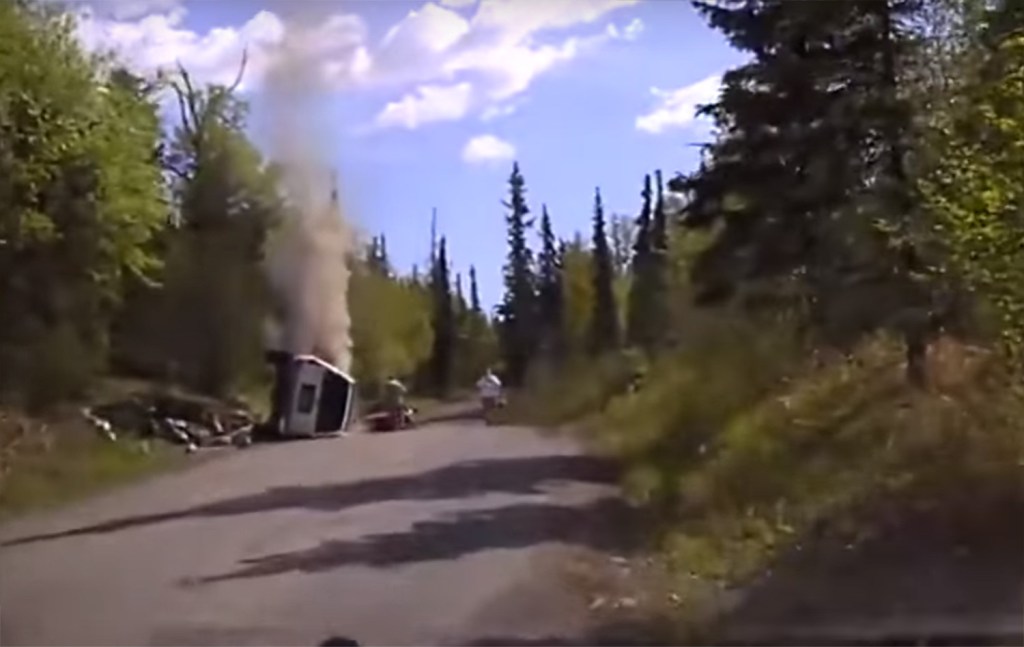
[0,422,632,646]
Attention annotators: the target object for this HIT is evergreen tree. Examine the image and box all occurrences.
[429,237,455,394]
[455,272,466,314]
[378,234,391,276]
[683,0,929,379]
[469,265,482,314]
[366,235,390,277]
[537,205,565,357]
[627,174,657,349]
[651,169,668,254]
[589,187,620,352]
[498,162,538,384]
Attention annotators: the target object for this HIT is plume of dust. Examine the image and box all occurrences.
[263,13,353,373]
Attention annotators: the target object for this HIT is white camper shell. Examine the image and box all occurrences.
[280,355,356,438]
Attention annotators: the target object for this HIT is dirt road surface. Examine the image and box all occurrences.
[0,422,633,647]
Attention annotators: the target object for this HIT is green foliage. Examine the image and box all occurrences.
[493,0,1024,631]
[498,161,539,385]
[429,237,455,394]
[651,337,1021,590]
[627,174,656,349]
[536,206,565,357]
[681,0,929,357]
[921,33,1024,357]
[589,187,620,353]
[114,59,278,398]
[499,351,639,428]
[560,235,594,357]
[0,1,167,405]
[469,265,483,314]
[350,257,433,395]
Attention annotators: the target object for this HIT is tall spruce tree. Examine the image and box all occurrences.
[430,237,455,393]
[537,205,565,357]
[627,174,654,348]
[682,0,930,381]
[498,161,538,384]
[651,169,669,254]
[455,272,466,315]
[469,265,482,314]
[590,187,620,353]
[648,169,672,345]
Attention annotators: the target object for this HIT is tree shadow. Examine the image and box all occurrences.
[3,455,619,547]
[460,617,677,646]
[318,637,361,646]
[188,497,633,584]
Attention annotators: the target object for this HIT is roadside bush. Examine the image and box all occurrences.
[595,314,804,510]
[505,310,1022,619]
[631,335,1023,590]
[498,350,640,427]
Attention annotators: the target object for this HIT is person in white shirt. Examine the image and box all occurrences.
[476,368,503,415]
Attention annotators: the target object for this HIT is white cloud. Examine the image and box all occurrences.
[480,102,518,122]
[462,134,516,164]
[636,74,722,135]
[469,0,639,44]
[72,0,643,130]
[366,1,640,130]
[73,5,369,93]
[374,82,474,130]
[604,18,643,43]
[371,3,470,86]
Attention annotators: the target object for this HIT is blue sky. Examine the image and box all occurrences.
[77,0,746,309]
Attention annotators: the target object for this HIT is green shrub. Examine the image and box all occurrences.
[633,335,1022,593]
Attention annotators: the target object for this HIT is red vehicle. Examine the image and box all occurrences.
[365,405,416,432]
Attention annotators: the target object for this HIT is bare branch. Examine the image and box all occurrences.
[168,77,191,135]
[173,60,206,160]
[227,47,249,95]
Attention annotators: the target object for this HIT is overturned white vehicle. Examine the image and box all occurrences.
[265,350,355,438]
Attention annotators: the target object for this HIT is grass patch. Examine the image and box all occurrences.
[0,408,182,520]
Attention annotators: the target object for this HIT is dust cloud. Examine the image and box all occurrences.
[262,8,353,373]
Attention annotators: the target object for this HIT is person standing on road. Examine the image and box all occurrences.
[476,368,503,416]
[383,376,407,415]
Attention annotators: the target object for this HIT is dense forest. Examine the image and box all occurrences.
[2,0,1023,619]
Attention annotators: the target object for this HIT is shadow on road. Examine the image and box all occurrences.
[187,497,633,583]
[460,618,676,646]
[3,455,619,547]
[319,637,361,646]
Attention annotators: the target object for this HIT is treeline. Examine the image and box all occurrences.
[489,0,1024,397]
[348,231,499,400]
[489,162,691,388]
